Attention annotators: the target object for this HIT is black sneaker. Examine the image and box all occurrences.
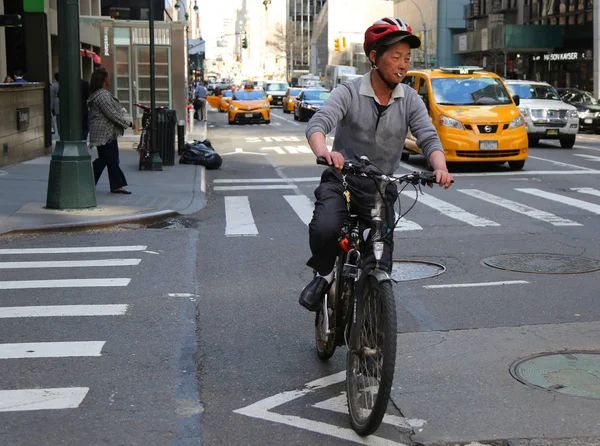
[299,276,331,312]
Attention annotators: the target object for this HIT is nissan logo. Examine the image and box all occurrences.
[484,125,493,133]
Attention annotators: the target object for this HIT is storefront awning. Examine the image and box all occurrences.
[80,48,101,65]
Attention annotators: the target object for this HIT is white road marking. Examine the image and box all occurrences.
[571,187,600,198]
[393,213,422,231]
[246,136,301,142]
[516,188,600,215]
[0,246,147,255]
[283,145,312,154]
[270,112,300,126]
[395,163,600,176]
[527,155,596,171]
[0,259,141,269]
[401,191,499,227]
[234,371,407,445]
[215,185,298,191]
[225,196,258,236]
[259,146,286,154]
[221,148,266,156]
[284,195,314,225]
[573,154,600,162]
[458,189,581,226]
[424,280,529,289]
[214,177,320,184]
[0,305,128,318]
[312,393,415,430]
[0,341,105,358]
[167,293,196,298]
[0,388,89,412]
[0,278,131,290]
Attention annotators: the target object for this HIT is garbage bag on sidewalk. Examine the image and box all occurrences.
[179,139,222,170]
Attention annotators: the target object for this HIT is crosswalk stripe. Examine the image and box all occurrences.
[459,189,582,226]
[0,259,141,269]
[401,191,500,227]
[574,154,600,162]
[571,187,600,198]
[215,185,298,191]
[225,196,258,236]
[0,341,105,359]
[0,388,89,412]
[0,305,129,318]
[0,246,147,255]
[516,188,600,215]
[283,195,314,225]
[214,177,320,184]
[0,278,131,290]
[393,213,423,231]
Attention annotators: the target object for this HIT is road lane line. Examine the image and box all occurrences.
[458,189,581,226]
[0,305,128,318]
[0,278,131,289]
[0,246,147,255]
[215,185,298,191]
[0,388,89,412]
[0,341,105,358]
[225,196,258,236]
[394,212,422,231]
[424,280,529,289]
[401,191,500,227]
[270,112,301,126]
[516,188,600,215]
[527,155,596,171]
[284,195,314,225]
[0,259,141,269]
[214,177,320,183]
[571,187,600,198]
[574,154,600,162]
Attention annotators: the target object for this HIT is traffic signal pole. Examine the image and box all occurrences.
[46,0,96,209]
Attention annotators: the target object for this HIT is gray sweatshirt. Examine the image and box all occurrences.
[306,72,443,174]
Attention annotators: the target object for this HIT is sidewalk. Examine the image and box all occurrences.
[0,123,208,236]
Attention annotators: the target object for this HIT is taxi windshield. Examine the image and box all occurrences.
[223,90,232,97]
[233,90,265,101]
[303,90,330,101]
[432,77,513,106]
[506,83,560,100]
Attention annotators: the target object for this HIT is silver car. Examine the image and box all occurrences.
[505,80,579,148]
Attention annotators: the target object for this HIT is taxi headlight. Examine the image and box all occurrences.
[509,114,524,128]
[439,114,464,130]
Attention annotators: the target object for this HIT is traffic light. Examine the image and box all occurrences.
[342,37,346,49]
[242,37,248,49]
[334,37,340,52]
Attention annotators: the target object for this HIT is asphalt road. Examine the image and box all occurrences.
[196,106,600,445]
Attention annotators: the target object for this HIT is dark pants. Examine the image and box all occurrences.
[93,139,127,191]
[307,168,397,275]
[194,97,206,121]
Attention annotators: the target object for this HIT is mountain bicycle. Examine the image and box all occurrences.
[313,155,445,436]
[134,103,166,171]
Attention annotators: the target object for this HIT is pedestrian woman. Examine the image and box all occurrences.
[88,67,132,194]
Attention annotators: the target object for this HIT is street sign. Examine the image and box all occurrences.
[0,14,23,27]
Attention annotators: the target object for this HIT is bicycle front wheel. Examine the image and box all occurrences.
[346,275,397,436]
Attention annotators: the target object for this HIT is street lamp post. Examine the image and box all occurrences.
[175,1,199,81]
[405,0,428,68]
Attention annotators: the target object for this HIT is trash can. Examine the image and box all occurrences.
[156,108,177,166]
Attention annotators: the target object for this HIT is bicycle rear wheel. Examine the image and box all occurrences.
[346,275,397,436]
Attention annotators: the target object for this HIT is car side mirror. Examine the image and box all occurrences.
[512,94,520,106]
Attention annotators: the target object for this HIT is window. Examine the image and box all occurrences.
[402,75,416,89]
[135,46,170,116]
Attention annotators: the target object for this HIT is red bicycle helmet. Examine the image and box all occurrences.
[364,17,421,60]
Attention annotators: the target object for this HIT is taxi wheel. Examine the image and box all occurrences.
[508,160,525,170]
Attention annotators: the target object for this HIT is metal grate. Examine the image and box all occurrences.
[457,150,521,158]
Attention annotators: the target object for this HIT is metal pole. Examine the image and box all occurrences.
[407,0,427,69]
[307,0,311,70]
[46,0,96,209]
[301,0,304,67]
[594,0,600,97]
[148,0,162,170]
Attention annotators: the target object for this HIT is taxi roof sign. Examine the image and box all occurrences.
[439,66,484,75]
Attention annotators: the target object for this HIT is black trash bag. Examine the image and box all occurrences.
[179,141,222,169]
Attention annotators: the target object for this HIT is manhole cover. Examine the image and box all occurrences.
[391,260,445,282]
[510,351,600,399]
[483,253,600,274]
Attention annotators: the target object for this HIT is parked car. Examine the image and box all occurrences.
[264,81,290,107]
[293,89,331,121]
[556,88,600,133]
[282,87,302,113]
[401,67,528,170]
[505,80,579,148]
[228,88,271,125]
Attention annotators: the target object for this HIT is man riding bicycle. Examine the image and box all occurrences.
[299,17,454,312]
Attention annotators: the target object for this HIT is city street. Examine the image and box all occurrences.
[2,105,600,445]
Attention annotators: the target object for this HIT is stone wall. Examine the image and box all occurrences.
[0,83,47,167]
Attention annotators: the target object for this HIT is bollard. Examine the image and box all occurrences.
[188,107,195,134]
[177,120,185,155]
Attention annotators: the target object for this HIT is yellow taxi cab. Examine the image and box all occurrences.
[228,85,271,125]
[282,87,303,113]
[219,90,234,112]
[402,67,528,170]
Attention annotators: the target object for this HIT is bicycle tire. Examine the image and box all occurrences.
[346,275,397,436]
[315,309,336,360]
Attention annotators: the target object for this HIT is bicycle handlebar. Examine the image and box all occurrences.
[315,156,447,186]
